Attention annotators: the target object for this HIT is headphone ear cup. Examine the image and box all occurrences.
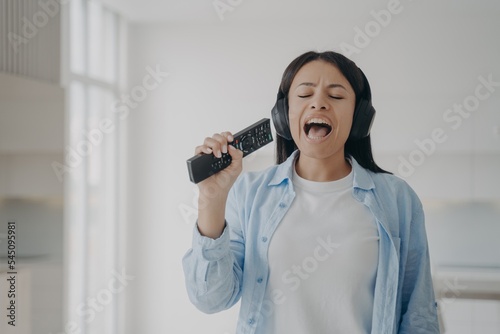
[349,98,375,140]
[271,96,292,140]
[349,68,376,140]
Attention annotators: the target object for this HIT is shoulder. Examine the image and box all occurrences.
[369,171,423,211]
[372,171,416,194]
[351,157,422,210]
[350,156,420,205]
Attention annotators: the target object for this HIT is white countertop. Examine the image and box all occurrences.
[433,266,500,300]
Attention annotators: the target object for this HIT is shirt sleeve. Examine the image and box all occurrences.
[181,183,245,314]
[398,198,440,333]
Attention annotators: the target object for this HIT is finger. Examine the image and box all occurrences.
[220,131,234,142]
[211,133,230,155]
[228,144,243,160]
[203,136,224,158]
[194,145,213,155]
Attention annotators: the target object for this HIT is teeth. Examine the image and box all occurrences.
[306,118,331,126]
[304,117,332,140]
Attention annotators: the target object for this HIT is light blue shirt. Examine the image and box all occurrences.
[182,150,440,334]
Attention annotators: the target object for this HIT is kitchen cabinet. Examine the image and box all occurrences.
[375,153,500,201]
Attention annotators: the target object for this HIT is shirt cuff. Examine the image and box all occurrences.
[192,221,230,262]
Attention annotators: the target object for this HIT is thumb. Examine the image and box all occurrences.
[228,144,243,160]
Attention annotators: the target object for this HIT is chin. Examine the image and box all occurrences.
[297,142,343,161]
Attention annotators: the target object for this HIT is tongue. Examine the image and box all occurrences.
[309,125,328,138]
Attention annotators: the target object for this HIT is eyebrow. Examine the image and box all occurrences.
[296,82,347,91]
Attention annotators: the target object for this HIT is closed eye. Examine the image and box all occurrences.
[298,95,344,99]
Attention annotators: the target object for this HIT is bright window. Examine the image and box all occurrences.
[65,1,125,333]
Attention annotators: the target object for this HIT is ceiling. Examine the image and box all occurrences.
[98,0,500,23]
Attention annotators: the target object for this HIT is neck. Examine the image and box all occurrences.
[295,150,351,182]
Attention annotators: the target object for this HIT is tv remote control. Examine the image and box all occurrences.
[187,118,273,184]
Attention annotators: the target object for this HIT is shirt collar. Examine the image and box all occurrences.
[268,149,375,191]
[268,150,299,186]
[349,156,376,191]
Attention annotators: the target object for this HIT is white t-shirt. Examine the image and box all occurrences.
[261,163,380,334]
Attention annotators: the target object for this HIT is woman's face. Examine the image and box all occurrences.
[288,60,356,160]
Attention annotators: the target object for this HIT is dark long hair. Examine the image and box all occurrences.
[275,51,391,174]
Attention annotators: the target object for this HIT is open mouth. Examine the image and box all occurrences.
[304,118,332,140]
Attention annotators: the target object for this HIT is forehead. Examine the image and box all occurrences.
[291,60,353,90]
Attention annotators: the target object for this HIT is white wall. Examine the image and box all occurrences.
[123,2,500,333]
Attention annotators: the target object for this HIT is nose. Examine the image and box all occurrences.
[309,93,329,110]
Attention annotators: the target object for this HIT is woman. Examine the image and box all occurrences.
[183,51,440,334]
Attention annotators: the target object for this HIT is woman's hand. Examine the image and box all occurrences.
[194,131,243,239]
[195,131,243,196]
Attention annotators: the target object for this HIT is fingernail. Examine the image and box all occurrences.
[222,145,227,154]
[216,150,222,158]
[228,135,234,142]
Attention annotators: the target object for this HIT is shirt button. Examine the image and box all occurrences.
[257,277,263,283]
[261,237,268,242]
[248,318,255,325]
[279,202,286,208]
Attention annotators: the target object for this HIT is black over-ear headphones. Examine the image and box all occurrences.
[271,68,375,141]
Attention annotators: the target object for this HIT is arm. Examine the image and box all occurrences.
[181,225,244,313]
[182,131,245,313]
[398,201,440,333]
